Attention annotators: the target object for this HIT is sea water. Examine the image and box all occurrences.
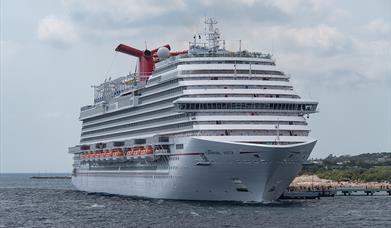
[1,174,390,227]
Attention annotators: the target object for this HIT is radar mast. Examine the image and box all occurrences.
[204,17,222,52]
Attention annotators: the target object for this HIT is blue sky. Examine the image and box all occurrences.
[1,0,390,172]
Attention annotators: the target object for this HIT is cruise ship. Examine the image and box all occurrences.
[68,18,318,202]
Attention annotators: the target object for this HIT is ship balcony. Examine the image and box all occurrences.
[68,146,80,154]
[81,105,95,112]
[68,144,92,154]
[79,105,104,120]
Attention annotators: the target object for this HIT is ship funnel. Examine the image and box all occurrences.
[144,49,152,57]
[115,43,185,81]
[115,44,155,81]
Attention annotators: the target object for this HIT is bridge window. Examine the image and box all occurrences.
[176,144,184,150]
[178,102,316,112]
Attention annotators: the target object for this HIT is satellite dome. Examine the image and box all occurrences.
[157,47,170,60]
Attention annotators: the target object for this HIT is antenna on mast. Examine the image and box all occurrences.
[204,17,220,52]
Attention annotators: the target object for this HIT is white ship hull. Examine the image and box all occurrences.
[72,138,316,202]
[70,18,319,203]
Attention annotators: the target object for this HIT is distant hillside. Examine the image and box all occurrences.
[324,152,391,166]
[301,152,391,182]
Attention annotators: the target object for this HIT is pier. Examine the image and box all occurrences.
[30,176,71,179]
[280,189,336,199]
[280,187,391,199]
[337,187,391,196]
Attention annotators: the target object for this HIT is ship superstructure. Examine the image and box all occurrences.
[69,18,318,202]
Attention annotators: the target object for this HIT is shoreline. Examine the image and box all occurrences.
[290,174,391,191]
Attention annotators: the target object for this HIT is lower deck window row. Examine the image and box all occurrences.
[81,122,193,142]
[82,114,187,136]
[82,107,175,130]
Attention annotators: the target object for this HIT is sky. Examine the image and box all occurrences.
[0,0,390,173]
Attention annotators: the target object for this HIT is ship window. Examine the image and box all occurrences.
[80,145,90,150]
[176,144,184,150]
[158,136,169,142]
[176,102,314,112]
[134,139,146,144]
[113,141,124,147]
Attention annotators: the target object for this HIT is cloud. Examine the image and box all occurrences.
[0,40,20,65]
[63,0,186,29]
[327,8,351,22]
[284,25,352,54]
[276,36,390,90]
[247,24,352,56]
[365,19,390,34]
[266,0,330,14]
[37,16,78,47]
[34,0,389,87]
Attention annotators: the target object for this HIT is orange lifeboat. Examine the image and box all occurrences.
[126,149,133,156]
[113,150,124,157]
[99,151,105,158]
[145,146,154,155]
